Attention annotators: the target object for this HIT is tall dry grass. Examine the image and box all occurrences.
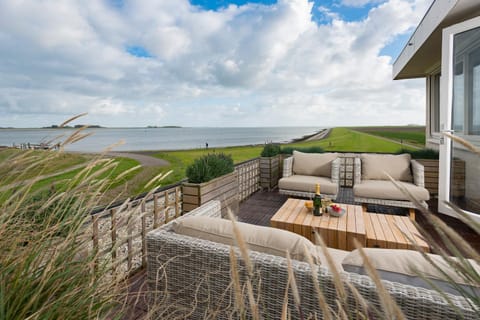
[0,120,132,319]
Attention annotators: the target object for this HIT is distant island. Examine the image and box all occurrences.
[146,125,182,128]
[43,124,103,129]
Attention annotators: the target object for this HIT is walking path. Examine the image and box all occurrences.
[304,128,331,141]
[107,152,170,167]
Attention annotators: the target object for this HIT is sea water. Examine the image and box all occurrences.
[0,127,322,152]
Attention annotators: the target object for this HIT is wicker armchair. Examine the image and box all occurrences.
[353,156,429,220]
[278,153,341,200]
[146,201,475,319]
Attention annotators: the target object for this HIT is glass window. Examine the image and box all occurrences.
[429,73,441,134]
[453,27,480,136]
[452,62,465,132]
[450,26,480,214]
[470,47,480,135]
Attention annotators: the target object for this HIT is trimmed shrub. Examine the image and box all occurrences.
[261,143,281,157]
[186,153,235,183]
[281,146,325,155]
[397,148,439,159]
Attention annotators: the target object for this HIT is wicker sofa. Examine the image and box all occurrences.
[278,151,341,200]
[146,201,477,319]
[353,153,430,220]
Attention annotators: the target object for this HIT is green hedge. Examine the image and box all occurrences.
[281,146,325,155]
[397,148,439,159]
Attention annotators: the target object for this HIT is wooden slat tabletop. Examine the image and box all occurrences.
[270,198,429,252]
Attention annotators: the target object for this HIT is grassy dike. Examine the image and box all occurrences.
[0,127,422,201]
[151,127,419,186]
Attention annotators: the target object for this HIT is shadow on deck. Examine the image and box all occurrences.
[119,188,480,319]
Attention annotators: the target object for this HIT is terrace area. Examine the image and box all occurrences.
[110,161,480,319]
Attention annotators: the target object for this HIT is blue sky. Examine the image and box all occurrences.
[0,0,432,128]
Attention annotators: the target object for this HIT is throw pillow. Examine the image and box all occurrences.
[293,151,337,177]
[361,153,413,182]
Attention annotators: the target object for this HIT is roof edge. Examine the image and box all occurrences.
[392,0,457,80]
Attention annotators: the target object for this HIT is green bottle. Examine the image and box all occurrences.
[313,184,322,216]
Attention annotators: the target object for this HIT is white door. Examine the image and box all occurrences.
[439,16,480,222]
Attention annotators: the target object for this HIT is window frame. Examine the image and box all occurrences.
[439,16,480,222]
[426,70,441,142]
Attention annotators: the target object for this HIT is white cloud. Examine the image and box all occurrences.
[317,6,341,22]
[0,0,433,128]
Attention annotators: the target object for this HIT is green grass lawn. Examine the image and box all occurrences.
[32,157,141,192]
[152,145,264,186]
[351,126,426,147]
[0,151,141,205]
[152,127,414,186]
[0,149,89,187]
[287,127,416,153]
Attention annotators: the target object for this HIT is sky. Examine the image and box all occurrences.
[0,0,434,128]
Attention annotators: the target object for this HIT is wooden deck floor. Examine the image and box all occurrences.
[120,188,480,319]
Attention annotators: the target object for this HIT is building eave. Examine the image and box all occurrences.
[393,0,480,80]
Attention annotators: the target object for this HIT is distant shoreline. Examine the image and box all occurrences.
[2,128,328,154]
[0,126,324,153]
[87,128,329,155]
[0,125,182,129]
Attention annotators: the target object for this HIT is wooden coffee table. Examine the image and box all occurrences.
[270,198,429,252]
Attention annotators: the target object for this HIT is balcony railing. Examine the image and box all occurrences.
[89,157,261,278]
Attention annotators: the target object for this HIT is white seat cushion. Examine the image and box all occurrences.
[279,175,338,195]
[353,180,429,201]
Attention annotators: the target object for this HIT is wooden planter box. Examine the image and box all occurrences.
[260,155,280,190]
[182,171,239,216]
[417,159,465,197]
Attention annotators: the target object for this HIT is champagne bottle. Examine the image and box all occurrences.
[313,183,322,216]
